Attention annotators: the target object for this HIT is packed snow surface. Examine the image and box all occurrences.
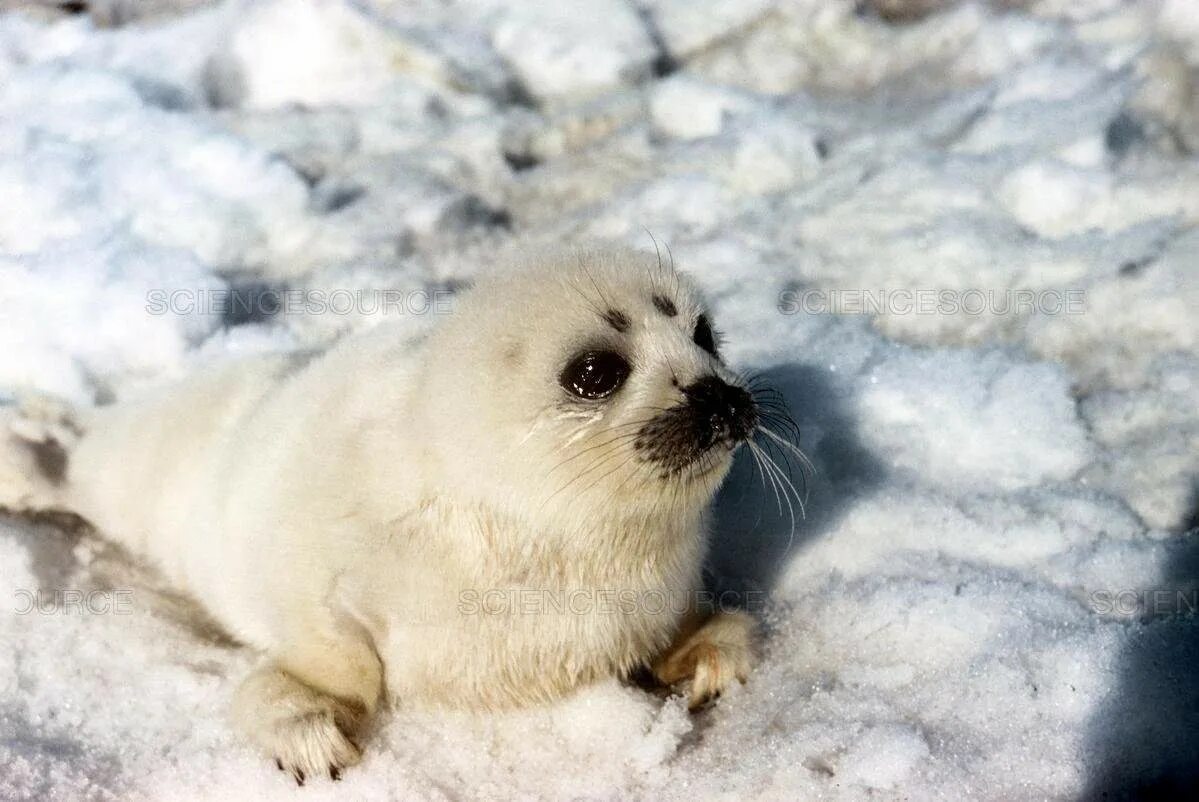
[1,0,1197,799]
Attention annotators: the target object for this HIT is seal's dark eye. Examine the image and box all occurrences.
[693,315,718,355]
[559,350,630,400]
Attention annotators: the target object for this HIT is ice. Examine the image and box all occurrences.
[857,347,1094,492]
[1081,353,1199,530]
[649,75,752,140]
[638,0,776,60]
[0,233,221,403]
[1,0,1197,799]
[836,723,930,789]
[488,0,657,101]
[211,0,464,110]
[0,58,315,272]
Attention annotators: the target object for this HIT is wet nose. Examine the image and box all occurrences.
[683,377,758,448]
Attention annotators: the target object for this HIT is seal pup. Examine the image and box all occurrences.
[2,247,768,783]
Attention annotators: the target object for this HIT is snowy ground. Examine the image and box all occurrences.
[1,0,1198,799]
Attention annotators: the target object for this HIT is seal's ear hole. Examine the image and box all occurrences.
[559,350,631,400]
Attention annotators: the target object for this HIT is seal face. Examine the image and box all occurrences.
[422,247,765,517]
[550,295,757,478]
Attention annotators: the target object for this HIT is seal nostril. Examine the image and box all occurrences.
[720,384,757,441]
[684,377,756,446]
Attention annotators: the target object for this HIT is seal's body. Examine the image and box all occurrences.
[2,248,760,782]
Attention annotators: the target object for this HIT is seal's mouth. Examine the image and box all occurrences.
[634,377,758,478]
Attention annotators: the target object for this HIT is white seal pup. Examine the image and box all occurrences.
[2,247,764,783]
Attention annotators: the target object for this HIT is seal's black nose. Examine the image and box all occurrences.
[683,377,758,449]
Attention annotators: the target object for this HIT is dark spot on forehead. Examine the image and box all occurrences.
[604,309,630,333]
[653,295,677,317]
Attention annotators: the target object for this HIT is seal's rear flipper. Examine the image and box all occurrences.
[0,393,84,514]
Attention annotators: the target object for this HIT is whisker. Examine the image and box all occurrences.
[750,442,801,556]
[755,426,810,503]
[742,442,769,531]
[545,422,651,474]
[549,439,640,497]
[575,450,640,500]
[565,278,606,319]
[757,425,816,486]
[757,406,800,437]
[747,441,784,518]
[758,429,805,503]
[762,444,805,521]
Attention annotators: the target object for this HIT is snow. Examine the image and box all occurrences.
[489,0,657,101]
[856,347,1094,492]
[648,75,751,140]
[1,0,1197,799]
[638,0,776,60]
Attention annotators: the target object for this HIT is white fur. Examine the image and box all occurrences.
[4,247,756,780]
